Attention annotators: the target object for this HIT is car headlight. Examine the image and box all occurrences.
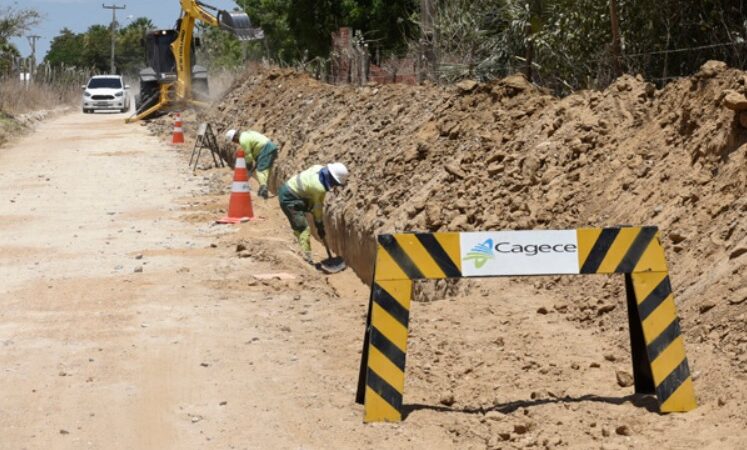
[84,91,91,97]
[115,91,124,97]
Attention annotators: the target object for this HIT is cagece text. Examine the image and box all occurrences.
[495,242,578,256]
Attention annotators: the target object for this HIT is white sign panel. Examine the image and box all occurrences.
[460,230,580,277]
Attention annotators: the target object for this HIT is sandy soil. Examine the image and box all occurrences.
[1,109,745,450]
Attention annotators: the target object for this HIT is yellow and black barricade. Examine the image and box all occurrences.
[355,227,696,422]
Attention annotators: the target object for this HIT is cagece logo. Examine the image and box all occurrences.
[460,230,580,277]
[463,238,496,269]
[494,241,578,256]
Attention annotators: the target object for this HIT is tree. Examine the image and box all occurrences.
[45,25,110,71]
[116,18,153,74]
[344,0,419,58]
[236,0,418,63]
[0,6,41,43]
[287,0,345,59]
[237,0,299,62]
[0,40,19,74]
[79,25,112,72]
[196,24,245,69]
[422,0,747,92]
[45,28,86,68]
[0,6,41,74]
[45,18,153,74]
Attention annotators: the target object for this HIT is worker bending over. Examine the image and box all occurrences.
[225,129,278,199]
[278,163,349,264]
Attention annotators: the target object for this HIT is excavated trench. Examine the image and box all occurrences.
[269,166,379,286]
[199,65,746,364]
[201,128,379,285]
[133,64,747,447]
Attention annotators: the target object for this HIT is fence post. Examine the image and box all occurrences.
[420,0,438,82]
[609,0,623,78]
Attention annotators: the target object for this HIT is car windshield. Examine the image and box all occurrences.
[88,78,122,89]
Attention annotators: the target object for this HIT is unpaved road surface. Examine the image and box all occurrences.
[1,111,745,449]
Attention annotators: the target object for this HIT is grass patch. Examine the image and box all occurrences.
[0,79,79,115]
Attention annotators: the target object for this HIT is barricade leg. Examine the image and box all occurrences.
[355,285,375,405]
[631,272,697,412]
[360,279,413,422]
[625,274,656,394]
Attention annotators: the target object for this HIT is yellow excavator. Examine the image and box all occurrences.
[126,0,260,123]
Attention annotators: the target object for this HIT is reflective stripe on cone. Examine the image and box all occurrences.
[217,149,256,224]
[172,113,185,144]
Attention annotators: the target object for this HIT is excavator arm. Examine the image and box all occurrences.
[126,1,258,123]
[173,1,257,102]
[181,0,222,27]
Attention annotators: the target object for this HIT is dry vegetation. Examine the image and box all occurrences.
[0,78,80,115]
[0,78,80,147]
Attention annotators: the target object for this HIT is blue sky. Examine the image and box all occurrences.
[4,0,243,59]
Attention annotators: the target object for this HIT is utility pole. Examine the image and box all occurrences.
[102,3,126,74]
[26,35,41,80]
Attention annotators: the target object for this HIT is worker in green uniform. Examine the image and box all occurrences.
[278,163,349,264]
[225,129,279,199]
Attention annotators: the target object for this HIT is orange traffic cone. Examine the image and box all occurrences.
[217,150,255,224]
[172,112,185,144]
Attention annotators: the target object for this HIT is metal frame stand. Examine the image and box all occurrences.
[189,122,225,171]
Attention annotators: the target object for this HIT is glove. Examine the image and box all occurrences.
[315,222,326,240]
[258,185,269,199]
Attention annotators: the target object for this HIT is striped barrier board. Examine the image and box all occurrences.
[355,227,696,422]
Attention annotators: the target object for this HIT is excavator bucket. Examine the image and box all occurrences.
[217,11,259,41]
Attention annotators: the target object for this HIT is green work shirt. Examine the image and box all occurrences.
[286,165,327,222]
[238,131,270,164]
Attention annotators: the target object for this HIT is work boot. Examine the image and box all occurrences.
[258,185,268,199]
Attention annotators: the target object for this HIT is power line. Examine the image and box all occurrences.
[623,40,747,58]
[102,3,126,74]
[575,40,747,66]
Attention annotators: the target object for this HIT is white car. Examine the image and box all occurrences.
[82,75,131,114]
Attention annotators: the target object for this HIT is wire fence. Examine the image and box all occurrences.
[0,58,98,115]
[622,41,747,58]
[1,57,99,87]
[301,28,419,86]
[317,25,747,94]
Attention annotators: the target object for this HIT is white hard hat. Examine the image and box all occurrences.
[327,162,349,185]
[224,129,237,143]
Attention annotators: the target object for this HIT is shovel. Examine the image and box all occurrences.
[319,238,347,274]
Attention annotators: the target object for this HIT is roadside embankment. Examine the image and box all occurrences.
[0,107,71,148]
[200,63,746,378]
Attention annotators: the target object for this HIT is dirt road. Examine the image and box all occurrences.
[1,111,745,449]
[0,111,449,449]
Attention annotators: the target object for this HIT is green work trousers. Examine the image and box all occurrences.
[278,183,311,252]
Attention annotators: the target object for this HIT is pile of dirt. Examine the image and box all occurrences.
[199,61,746,378]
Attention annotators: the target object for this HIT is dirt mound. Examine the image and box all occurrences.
[201,63,745,377]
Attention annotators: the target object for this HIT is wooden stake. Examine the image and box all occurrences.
[610,0,623,77]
